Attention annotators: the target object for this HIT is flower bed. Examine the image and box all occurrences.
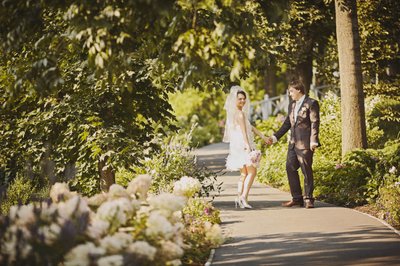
[0,176,223,265]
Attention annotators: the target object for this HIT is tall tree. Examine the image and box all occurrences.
[334,0,367,156]
[274,0,335,92]
[0,0,273,193]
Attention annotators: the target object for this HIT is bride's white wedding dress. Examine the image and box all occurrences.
[225,120,257,171]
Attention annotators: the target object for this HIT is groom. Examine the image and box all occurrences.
[266,79,320,208]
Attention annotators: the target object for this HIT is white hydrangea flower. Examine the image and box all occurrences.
[2,233,17,262]
[173,176,201,198]
[205,223,224,246]
[170,211,183,223]
[50,182,77,202]
[39,203,58,223]
[128,241,157,261]
[8,205,18,221]
[108,184,130,199]
[172,222,185,235]
[96,198,134,227]
[160,240,184,260]
[87,193,107,207]
[2,225,32,260]
[16,204,35,226]
[57,196,90,222]
[64,242,106,266]
[97,255,124,266]
[38,223,61,245]
[87,217,110,239]
[99,232,133,253]
[147,193,186,216]
[130,199,141,211]
[145,212,174,238]
[126,174,152,200]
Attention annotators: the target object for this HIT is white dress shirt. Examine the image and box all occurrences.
[294,94,306,123]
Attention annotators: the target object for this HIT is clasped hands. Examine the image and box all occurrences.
[260,136,318,152]
[262,136,273,146]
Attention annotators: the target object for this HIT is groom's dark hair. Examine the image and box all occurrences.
[288,79,305,94]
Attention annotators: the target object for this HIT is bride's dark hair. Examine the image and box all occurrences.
[237,90,247,99]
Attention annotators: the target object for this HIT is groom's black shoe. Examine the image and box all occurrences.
[305,199,315,209]
[282,200,304,207]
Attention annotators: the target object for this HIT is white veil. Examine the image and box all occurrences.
[223,85,251,143]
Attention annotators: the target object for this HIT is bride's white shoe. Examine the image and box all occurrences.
[235,197,244,208]
[239,196,252,209]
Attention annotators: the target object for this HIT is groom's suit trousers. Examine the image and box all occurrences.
[274,96,320,201]
[286,146,314,201]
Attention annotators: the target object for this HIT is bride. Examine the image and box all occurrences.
[223,85,268,209]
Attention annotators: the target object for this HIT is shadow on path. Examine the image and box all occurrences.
[214,227,400,266]
[195,142,400,266]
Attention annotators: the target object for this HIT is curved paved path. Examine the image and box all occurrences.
[195,142,400,266]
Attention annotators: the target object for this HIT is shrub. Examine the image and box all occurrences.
[255,116,289,190]
[314,150,375,207]
[131,129,222,197]
[317,92,342,161]
[169,88,225,148]
[0,175,34,215]
[181,198,223,265]
[378,181,400,228]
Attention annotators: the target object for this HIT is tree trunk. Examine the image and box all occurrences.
[98,158,115,192]
[64,163,76,181]
[265,61,277,96]
[296,54,313,94]
[42,141,56,184]
[335,0,367,156]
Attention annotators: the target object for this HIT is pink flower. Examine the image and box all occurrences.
[335,164,344,170]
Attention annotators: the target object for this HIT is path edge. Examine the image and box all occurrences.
[352,209,400,237]
[204,248,215,266]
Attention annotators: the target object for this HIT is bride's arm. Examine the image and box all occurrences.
[237,111,251,150]
[252,126,269,143]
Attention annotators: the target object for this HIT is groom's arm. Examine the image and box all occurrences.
[310,100,320,149]
[273,115,291,142]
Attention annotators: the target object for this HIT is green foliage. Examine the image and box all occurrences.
[276,0,334,70]
[357,0,400,82]
[183,198,221,225]
[181,197,223,265]
[315,140,399,210]
[256,116,289,190]
[314,150,374,207]
[366,95,400,144]
[378,182,400,228]
[169,88,225,147]
[0,173,51,215]
[0,176,34,215]
[0,0,279,193]
[317,92,342,161]
[115,167,136,188]
[128,129,222,197]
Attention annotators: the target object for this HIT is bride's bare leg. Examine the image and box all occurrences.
[242,166,257,201]
[238,167,248,196]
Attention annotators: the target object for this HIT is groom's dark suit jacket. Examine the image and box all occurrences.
[274,96,320,150]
